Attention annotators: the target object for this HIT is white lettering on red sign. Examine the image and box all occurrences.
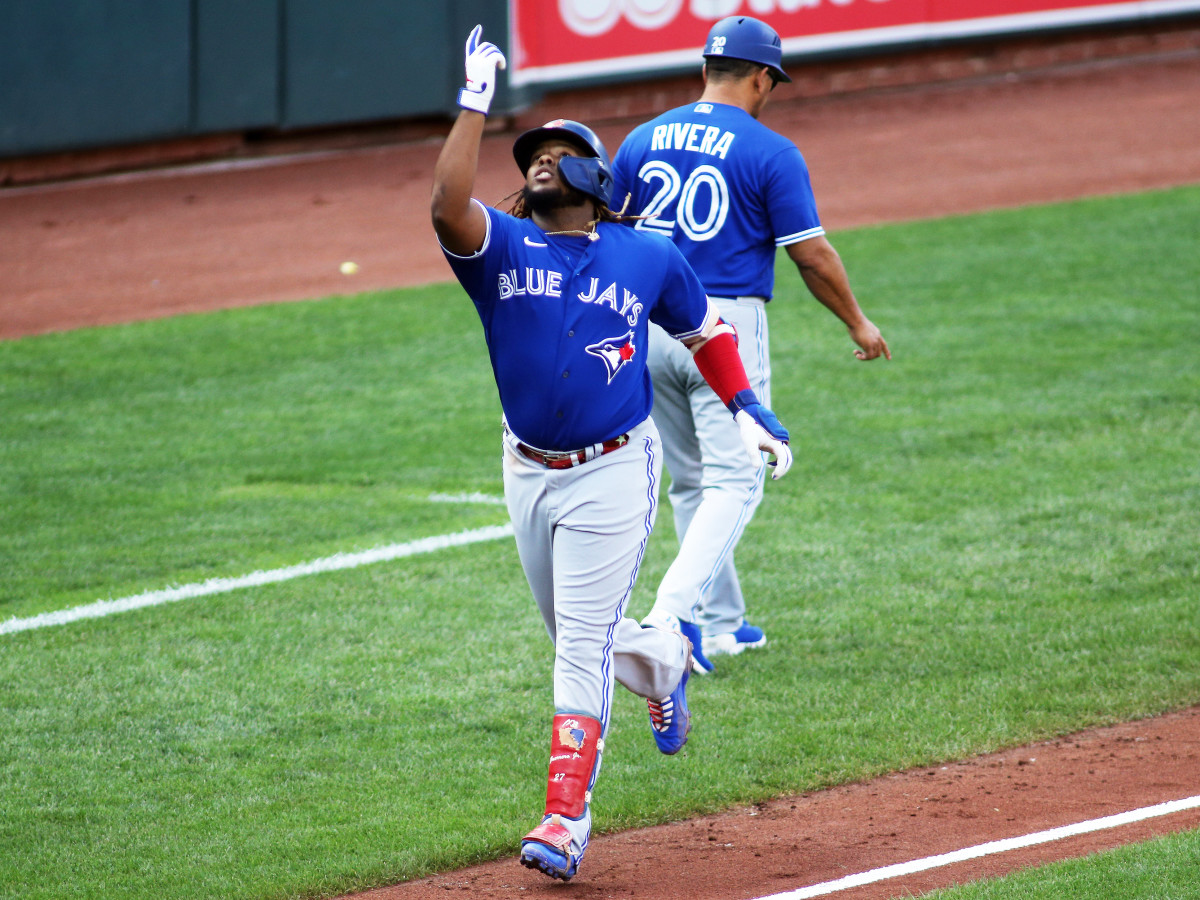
[558,0,893,36]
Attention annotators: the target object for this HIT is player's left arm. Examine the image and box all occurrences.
[683,315,792,480]
[785,235,891,361]
[655,242,792,478]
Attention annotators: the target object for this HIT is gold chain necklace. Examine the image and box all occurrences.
[542,220,600,241]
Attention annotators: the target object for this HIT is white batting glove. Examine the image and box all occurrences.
[735,408,793,480]
[457,25,507,115]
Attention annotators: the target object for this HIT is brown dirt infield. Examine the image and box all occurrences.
[355,708,1200,900]
[3,39,1199,900]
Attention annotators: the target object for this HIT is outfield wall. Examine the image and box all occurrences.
[0,0,502,159]
[1,0,1198,182]
[509,0,1200,85]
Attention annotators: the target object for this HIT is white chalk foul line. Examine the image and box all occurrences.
[428,492,507,506]
[755,794,1200,900]
[0,523,514,637]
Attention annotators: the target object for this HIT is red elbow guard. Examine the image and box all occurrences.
[691,328,753,409]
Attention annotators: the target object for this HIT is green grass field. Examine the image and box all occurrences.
[928,828,1200,900]
[2,185,1198,900]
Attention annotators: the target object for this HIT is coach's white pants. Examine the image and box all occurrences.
[647,297,770,636]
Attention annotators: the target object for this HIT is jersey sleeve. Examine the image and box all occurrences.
[764,146,825,247]
[439,200,500,302]
[648,238,714,341]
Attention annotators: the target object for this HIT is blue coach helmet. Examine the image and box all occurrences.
[703,16,792,84]
[513,119,615,207]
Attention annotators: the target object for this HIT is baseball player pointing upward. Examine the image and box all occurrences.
[431,27,793,883]
[612,16,891,672]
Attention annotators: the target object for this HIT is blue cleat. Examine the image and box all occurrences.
[702,621,767,659]
[520,817,582,881]
[678,618,715,674]
[647,645,692,755]
[641,609,714,673]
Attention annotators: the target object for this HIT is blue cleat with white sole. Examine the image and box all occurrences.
[702,621,767,659]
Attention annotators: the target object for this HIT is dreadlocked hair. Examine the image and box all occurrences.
[494,187,648,225]
[497,189,643,226]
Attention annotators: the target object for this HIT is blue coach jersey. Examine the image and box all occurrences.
[612,102,824,300]
[443,202,714,451]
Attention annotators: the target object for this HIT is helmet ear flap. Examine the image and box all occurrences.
[557,155,614,207]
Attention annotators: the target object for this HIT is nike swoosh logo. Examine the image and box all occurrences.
[524,236,548,247]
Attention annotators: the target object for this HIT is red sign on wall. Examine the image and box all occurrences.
[508,0,1197,86]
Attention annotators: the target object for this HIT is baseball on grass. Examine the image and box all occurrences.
[339,261,359,275]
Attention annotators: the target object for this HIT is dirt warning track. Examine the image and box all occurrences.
[347,708,1200,900]
[3,53,1200,340]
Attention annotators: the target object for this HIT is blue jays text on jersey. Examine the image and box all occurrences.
[442,201,715,451]
[498,269,645,327]
[612,102,826,300]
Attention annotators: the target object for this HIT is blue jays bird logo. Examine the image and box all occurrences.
[586,332,636,384]
[558,719,587,751]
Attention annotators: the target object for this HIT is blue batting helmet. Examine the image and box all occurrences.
[512,119,615,207]
[703,16,792,84]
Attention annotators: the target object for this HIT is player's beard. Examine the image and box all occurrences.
[521,182,586,215]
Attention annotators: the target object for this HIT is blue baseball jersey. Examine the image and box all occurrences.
[611,102,824,300]
[442,202,714,450]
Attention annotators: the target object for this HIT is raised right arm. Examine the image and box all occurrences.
[431,110,489,256]
[430,26,506,256]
